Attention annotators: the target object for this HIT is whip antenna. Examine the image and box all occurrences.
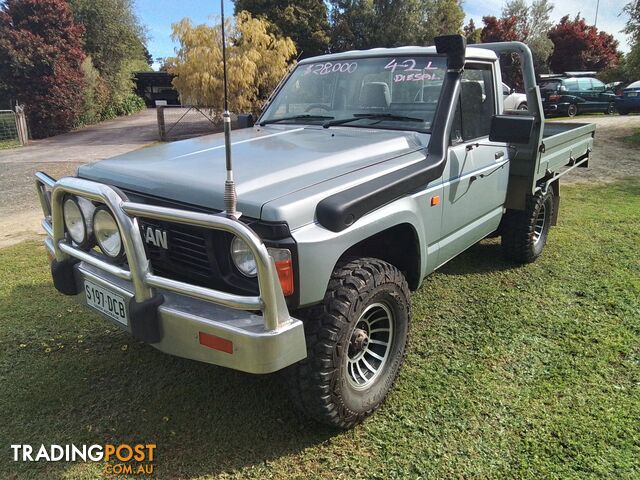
[220,0,238,218]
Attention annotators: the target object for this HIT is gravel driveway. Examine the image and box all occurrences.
[0,113,638,248]
[0,109,158,247]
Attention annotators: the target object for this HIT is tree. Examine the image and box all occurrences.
[167,11,296,111]
[481,15,523,87]
[623,1,640,79]
[421,0,465,44]
[464,18,482,44]
[502,0,554,72]
[328,0,464,52]
[0,0,85,138]
[548,15,621,73]
[234,0,329,57]
[68,0,150,102]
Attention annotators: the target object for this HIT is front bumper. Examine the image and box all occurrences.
[36,173,307,374]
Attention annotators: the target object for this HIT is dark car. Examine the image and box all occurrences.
[614,80,640,115]
[539,73,616,117]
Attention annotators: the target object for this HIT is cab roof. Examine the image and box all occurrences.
[298,46,498,64]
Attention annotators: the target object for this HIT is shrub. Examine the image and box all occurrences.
[0,0,86,138]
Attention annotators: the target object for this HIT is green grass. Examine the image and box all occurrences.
[0,138,20,149]
[1,180,639,479]
[624,129,640,145]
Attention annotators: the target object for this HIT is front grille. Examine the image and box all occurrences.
[138,217,259,296]
[119,189,294,300]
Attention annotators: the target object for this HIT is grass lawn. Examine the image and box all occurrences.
[624,129,640,145]
[0,138,20,150]
[0,180,638,479]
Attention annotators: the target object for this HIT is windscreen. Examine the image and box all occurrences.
[260,55,448,133]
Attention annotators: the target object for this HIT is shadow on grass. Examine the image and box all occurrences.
[437,238,518,276]
[1,283,335,479]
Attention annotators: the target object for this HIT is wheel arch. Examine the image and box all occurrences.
[338,223,422,291]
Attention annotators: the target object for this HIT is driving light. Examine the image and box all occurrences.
[93,207,123,258]
[230,236,257,277]
[63,197,94,246]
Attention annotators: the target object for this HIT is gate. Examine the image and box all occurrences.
[0,109,28,147]
[156,106,221,141]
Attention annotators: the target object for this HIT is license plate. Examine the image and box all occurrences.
[84,280,128,325]
[628,92,638,97]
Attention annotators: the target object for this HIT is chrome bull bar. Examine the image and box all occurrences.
[35,172,292,331]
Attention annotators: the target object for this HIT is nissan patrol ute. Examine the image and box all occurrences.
[35,36,595,428]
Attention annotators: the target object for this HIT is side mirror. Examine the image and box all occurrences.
[237,113,254,128]
[489,115,535,144]
[510,87,516,95]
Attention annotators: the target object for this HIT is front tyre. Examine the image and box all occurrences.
[605,102,616,115]
[501,189,554,264]
[286,258,410,429]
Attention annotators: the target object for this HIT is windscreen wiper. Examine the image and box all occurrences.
[323,113,424,128]
[259,114,334,126]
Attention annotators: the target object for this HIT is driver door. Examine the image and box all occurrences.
[437,62,509,265]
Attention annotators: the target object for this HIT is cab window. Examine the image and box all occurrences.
[451,63,496,142]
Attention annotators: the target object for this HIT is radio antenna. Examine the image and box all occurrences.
[220,0,238,218]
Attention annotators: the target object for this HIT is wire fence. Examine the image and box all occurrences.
[156,105,258,142]
[0,108,28,147]
[0,110,20,147]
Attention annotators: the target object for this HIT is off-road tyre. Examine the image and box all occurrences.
[286,258,410,429]
[501,189,554,264]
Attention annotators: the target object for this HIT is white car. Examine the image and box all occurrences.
[502,82,528,110]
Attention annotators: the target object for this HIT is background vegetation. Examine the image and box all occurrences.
[0,0,150,138]
[0,179,637,479]
[167,11,296,111]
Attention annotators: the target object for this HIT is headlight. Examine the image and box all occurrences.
[230,236,257,277]
[63,196,94,246]
[93,207,123,258]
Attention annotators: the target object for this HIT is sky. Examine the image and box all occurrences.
[136,0,632,70]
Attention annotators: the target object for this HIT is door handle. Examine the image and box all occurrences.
[495,151,504,160]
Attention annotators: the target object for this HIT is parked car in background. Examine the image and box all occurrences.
[502,82,528,110]
[539,72,616,117]
[614,80,640,115]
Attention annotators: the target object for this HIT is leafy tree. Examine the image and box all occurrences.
[502,0,554,72]
[167,11,296,111]
[0,0,85,137]
[548,15,621,73]
[68,0,150,114]
[481,16,522,87]
[623,0,640,79]
[464,18,482,44]
[328,0,464,51]
[421,0,465,44]
[234,0,329,57]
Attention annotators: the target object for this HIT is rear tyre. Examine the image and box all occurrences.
[605,102,616,115]
[501,189,554,264]
[567,104,578,117]
[286,258,410,429]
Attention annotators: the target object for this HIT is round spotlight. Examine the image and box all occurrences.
[93,207,123,259]
[63,197,87,245]
[230,236,257,277]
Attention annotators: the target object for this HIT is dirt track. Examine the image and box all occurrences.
[0,114,638,249]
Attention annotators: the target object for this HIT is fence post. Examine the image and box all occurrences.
[15,106,28,146]
[156,105,166,141]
